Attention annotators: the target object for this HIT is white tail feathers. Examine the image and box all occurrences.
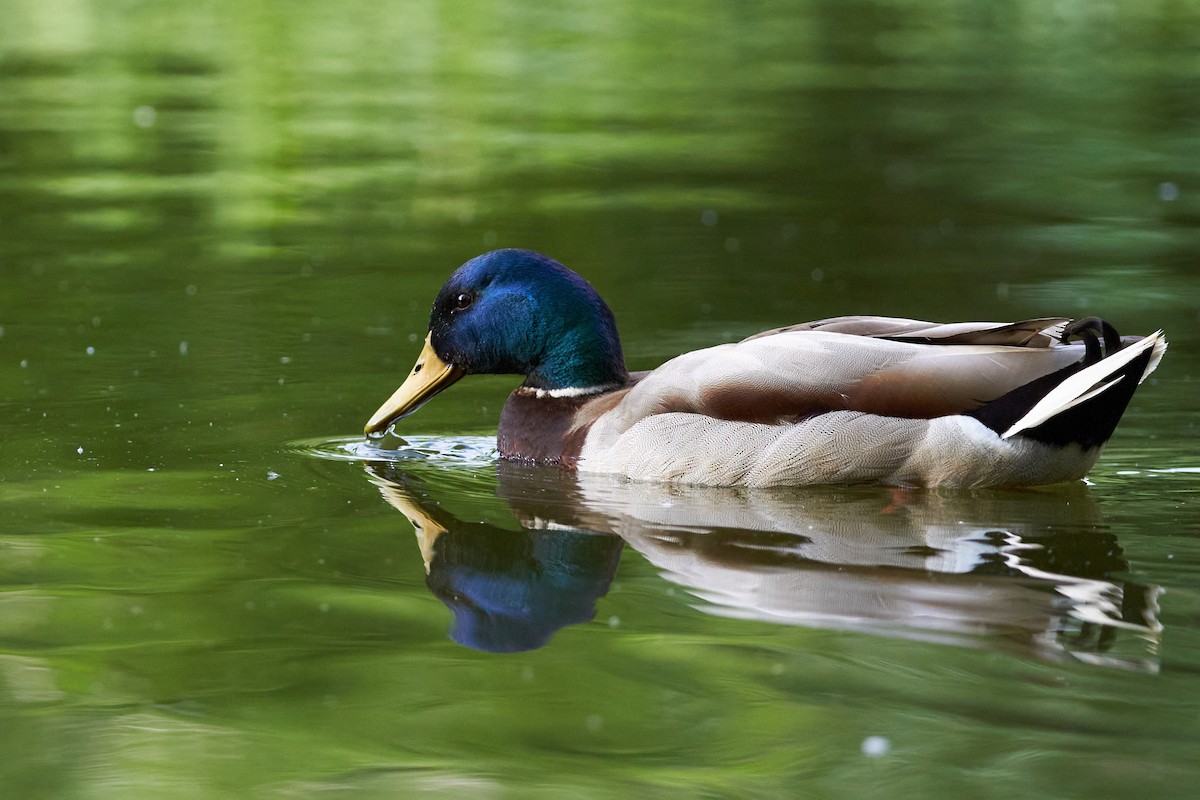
[1001,331,1167,440]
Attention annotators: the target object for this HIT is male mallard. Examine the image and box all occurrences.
[365,249,1166,487]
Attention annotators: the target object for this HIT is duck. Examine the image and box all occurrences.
[364,249,1166,488]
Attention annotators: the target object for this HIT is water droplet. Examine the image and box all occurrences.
[1158,181,1179,202]
[132,105,157,128]
[185,284,198,296]
[179,341,188,356]
[266,470,280,481]
[607,615,620,628]
[76,446,84,454]
[19,359,27,368]
[810,268,825,283]
[861,735,891,757]
[701,208,719,227]
[280,356,292,364]
[85,346,95,356]
[92,316,101,327]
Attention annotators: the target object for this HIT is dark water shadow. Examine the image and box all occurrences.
[359,454,1160,670]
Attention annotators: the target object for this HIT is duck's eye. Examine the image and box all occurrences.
[453,292,474,311]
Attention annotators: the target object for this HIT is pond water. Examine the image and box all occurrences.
[2,1,1199,797]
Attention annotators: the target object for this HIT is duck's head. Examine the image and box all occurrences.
[365,249,628,435]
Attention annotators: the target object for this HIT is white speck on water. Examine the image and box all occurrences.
[129,604,144,616]
[701,208,719,227]
[132,105,157,128]
[607,615,620,628]
[85,346,95,356]
[1158,181,1179,202]
[319,602,330,613]
[179,340,188,356]
[407,332,419,343]
[185,284,198,296]
[278,377,285,385]
[92,316,101,327]
[76,447,84,454]
[521,665,535,682]
[267,470,280,481]
[147,468,155,472]
[280,356,291,364]
[19,359,27,368]
[585,714,603,733]
[810,267,825,283]
[861,735,891,757]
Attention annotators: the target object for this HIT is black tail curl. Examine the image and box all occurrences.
[969,318,1154,449]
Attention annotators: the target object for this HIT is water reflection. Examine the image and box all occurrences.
[364,459,1160,670]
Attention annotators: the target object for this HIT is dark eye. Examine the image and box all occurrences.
[453,292,474,311]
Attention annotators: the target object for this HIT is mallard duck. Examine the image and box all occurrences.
[365,249,1166,487]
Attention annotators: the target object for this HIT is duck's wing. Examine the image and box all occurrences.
[746,316,1070,347]
[591,321,1085,435]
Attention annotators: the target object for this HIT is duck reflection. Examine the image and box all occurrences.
[368,466,624,653]
[365,461,1160,669]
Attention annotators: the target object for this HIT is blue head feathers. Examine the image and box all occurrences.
[429,249,629,390]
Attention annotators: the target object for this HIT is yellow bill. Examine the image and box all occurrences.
[364,333,464,435]
[369,469,447,574]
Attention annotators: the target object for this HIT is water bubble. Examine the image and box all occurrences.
[92,316,101,327]
[266,470,280,481]
[861,735,891,757]
[701,209,719,227]
[76,447,84,455]
[86,346,95,356]
[810,268,825,283]
[19,359,27,368]
[280,356,291,364]
[179,341,189,356]
[132,105,157,128]
[185,284,198,296]
[1158,181,1179,202]
[607,615,620,628]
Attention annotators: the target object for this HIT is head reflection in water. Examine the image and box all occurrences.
[425,526,623,653]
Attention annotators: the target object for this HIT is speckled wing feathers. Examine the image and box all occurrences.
[589,325,1082,439]
[574,318,1094,487]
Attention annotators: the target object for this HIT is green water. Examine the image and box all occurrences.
[2,1,1199,797]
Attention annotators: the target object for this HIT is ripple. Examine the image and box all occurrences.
[292,434,499,469]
